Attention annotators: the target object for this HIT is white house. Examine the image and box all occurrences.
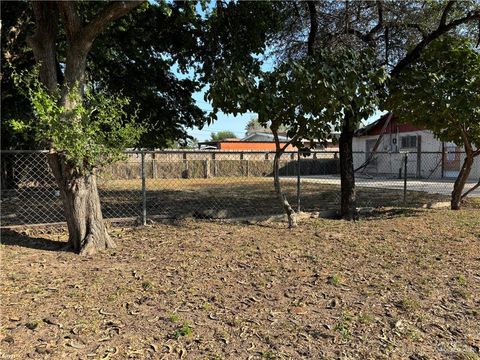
[352,113,479,180]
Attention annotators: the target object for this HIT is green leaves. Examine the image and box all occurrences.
[387,36,480,147]
[210,131,237,141]
[208,45,388,145]
[12,68,144,174]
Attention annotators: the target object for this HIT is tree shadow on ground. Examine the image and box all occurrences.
[361,207,425,220]
[1,181,450,226]
[0,229,68,252]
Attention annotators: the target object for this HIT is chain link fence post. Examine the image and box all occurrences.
[141,151,147,226]
[403,152,408,205]
[297,149,301,212]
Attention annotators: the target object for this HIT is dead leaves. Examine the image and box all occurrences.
[1,213,480,359]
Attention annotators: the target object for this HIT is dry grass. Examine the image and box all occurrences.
[2,176,453,225]
[1,208,479,359]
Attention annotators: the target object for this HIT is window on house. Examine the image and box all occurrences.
[446,144,457,161]
[400,135,417,149]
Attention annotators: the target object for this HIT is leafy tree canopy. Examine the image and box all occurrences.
[387,35,480,209]
[208,46,388,147]
[1,1,208,149]
[387,36,480,148]
[13,67,143,173]
[210,131,237,141]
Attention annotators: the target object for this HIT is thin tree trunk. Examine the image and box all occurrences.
[451,154,474,210]
[461,177,480,200]
[273,151,297,228]
[48,153,115,255]
[451,129,478,210]
[1,156,17,190]
[271,127,297,228]
[339,113,358,220]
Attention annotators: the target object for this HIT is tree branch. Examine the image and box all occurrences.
[27,2,59,93]
[280,133,301,153]
[307,1,318,56]
[376,0,384,24]
[346,1,384,44]
[57,2,82,43]
[404,23,428,38]
[459,126,473,155]
[461,178,480,199]
[391,8,480,77]
[82,1,144,45]
[440,0,455,27]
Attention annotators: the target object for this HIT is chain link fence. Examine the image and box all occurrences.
[1,150,479,227]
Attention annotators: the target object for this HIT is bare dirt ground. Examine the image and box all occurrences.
[1,208,479,360]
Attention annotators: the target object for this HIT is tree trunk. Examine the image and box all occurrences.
[270,125,297,228]
[27,1,143,255]
[451,153,474,210]
[273,151,297,228]
[48,153,115,255]
[339,114,358,220]
[1,156,17,190]
[461,177,480,200]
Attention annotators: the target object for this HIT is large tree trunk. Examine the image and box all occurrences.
[51,45,111,255]
[48,153,115,255]
[339,113,358,220]
[1,156,17,190]
[451,153,474,210]
[27,1,143,255]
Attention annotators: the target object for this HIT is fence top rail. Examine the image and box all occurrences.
[0,149,468,155]
[124,149,339,155]
[1,149,337,155]
[351,151,461,154]
[1,149,50,154]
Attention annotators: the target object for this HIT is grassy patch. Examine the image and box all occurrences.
[172,322,193,339]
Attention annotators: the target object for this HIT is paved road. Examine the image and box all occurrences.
[284,175,480,197]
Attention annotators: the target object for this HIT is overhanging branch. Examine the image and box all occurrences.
[440,0,455,27]
[391,8,480,77]
[82,1,144,44]
[461,178,480,199]
[307,1,318,56]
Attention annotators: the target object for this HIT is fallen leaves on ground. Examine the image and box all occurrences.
[1,208,479,359]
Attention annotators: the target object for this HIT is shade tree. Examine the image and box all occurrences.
[268,0,480,219]
[2,1,209,150]
[23,1,144,255]
[388,36,480,209]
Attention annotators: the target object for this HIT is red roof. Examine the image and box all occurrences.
[355,113,424,136]
[199,140,296,151]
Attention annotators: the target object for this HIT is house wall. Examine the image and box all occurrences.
[353,130,480,180]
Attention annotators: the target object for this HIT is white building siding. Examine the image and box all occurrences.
[353,130,480,180]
